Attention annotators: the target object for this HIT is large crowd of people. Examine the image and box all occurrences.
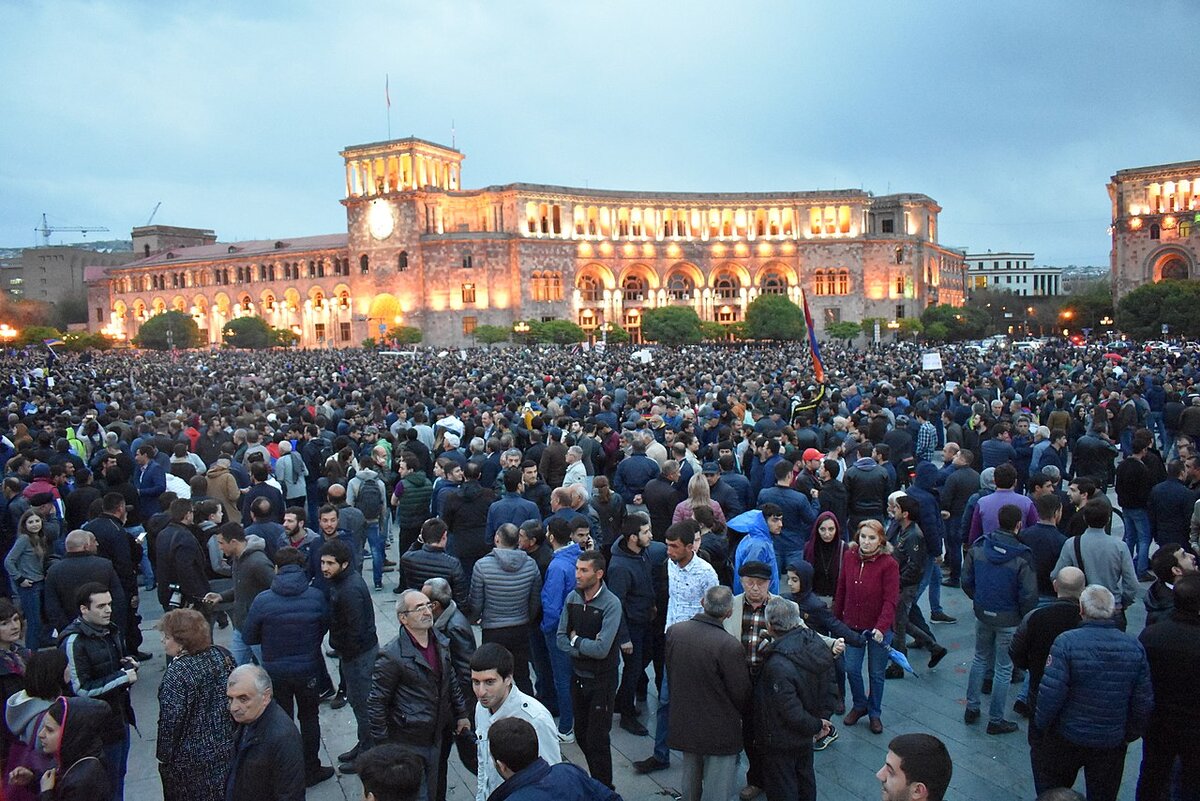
[1,334,1198,801]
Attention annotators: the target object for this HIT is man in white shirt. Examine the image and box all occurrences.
[472,642,561,801]
[562,446,587,495]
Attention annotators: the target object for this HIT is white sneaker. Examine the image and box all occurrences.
[557,728,575,744]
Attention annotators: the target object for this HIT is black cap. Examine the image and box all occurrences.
[738,560,772,580]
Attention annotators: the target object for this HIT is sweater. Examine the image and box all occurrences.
[832,545,899,634]
[1052,527,1139,608]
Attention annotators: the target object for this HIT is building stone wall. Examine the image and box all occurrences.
[1109,160,1200,300]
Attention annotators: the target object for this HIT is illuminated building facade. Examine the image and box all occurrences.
[1110,159,1200,299]
[88,137,966,347]
[965,251,1062,297]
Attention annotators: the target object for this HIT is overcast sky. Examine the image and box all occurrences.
[2,1,1195,265]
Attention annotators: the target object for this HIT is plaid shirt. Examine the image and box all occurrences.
[741,596,771,672]
[916,421,937,462]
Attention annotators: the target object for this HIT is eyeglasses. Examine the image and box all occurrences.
[400,601,433,616]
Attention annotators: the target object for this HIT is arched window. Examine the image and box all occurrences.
[578,274,603,303]
[398,251,408,271]
[548,272,562,301]
[531,271,546,302]
[622,275,646,302]
[835,269,849,295]
[667,272,694,301]
[360,255,370,274]
[714,270,740,300]
[813,270,828,296]
[1150,224,1161,240]
[761,270,787,295]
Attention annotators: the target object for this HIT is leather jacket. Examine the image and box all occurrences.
[367,627,468,747]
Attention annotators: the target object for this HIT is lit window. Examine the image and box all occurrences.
[761,270,787,295]
[462,283,476,304]
[578,274,602,303]
[622,275,646,302]
[463,316,477,336]
[667,272,694,301]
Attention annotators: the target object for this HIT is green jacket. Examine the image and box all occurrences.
[396,471,433,529]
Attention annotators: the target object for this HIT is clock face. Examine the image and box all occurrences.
[368,200,394,240]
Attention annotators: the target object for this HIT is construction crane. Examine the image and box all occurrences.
[35,212,109,247]
[145,202,162,226]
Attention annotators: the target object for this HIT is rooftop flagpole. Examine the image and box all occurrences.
[386,74,392,139]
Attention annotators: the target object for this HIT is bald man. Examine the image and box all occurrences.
[43,529,126,635]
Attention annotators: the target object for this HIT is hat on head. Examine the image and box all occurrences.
[702,461,719,475]
[29,492,54,507]
[31,463,50,478]
[802,448,824,462]
[738,561,772,581]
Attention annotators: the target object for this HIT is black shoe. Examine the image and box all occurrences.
[318,686,337,703]
[1013,699,1031,718]
[338,761,358,775]
[813,725,838,751]
[306,766,335,787]
[134,651,154,662]
[619,715,648,736]
[633,757,670,774]
[964,708,980,724]
[374,583,384,591]
[383,558,397,567]
[930,611,957,623]
[885,664,905,680]
[941,578,960,588]
[393,585,406,595]
[330,691,348,710]
[982,678,993,695]
[928,645,948,669]
[338,745,361,763]
[987,719,1019,735]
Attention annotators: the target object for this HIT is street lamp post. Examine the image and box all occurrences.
[513,320,530,346]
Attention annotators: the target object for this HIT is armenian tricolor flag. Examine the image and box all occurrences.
[799,293,825,385]
[43,338,64,347]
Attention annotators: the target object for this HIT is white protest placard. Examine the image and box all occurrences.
[921,352,943,371]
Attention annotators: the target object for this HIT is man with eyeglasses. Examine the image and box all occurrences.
[368,588,470,801]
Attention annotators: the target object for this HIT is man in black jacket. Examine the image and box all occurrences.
[606,513,655,736]
[43,530,125,637]
[369,589,469,800]
[203,522,275,667]
[643,461,684,541]
[154,498,210,616]
[424,575,480,793]
[1148,459,1195,551]
[82,493,144,659]
[753,596,837,801]
[225,664,305,801]
[319,538,378,775]
[399,518,471,613]
[1137,574,1200,800]
[60,581,138,801]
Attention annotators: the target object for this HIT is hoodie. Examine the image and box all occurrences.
[46,696,112,801]
[802,511,845,597]
[961,529,1038,627]
[907,462,946,556]
[1143,579,1174,628]
[730,509,779,594]
[784,559,862,645]
[468,547,542,629]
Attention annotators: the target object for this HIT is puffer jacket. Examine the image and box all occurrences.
[1035,620,1153,748]
[752,625,837,752]
[367,627,468,747]
[907,462,946,556]
[241,564,330,678]
[395,470,434,530]
[962,529,1037,627]
[832,543,899,634]
[400,543,470,615]
[468,547,542,629]
[539,543,581,635]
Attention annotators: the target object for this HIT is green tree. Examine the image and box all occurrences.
[1060,279,1114,332]
[700,321,728,341]
[133,311,201,350]
[17,325,64,347]
[61,331,114,351]
[641,306,703,345]
[825,320,861,343]
[271,328,300,347]
[386,326,422,344]
[920,304,987,341]
[534,320,586,344]
[860,318,885,340]
[474,324,511,346]
[222,316,273,349]
[601,323,630,344]
[727,321,748,340]
[924,322,950,342]
[745,295,805,340]
[898,318,924,339]
[1116,280,1200,339]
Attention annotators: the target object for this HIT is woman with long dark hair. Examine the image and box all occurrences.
[34,696,111,801]
[5,511,49,650]
[4,649,67,801]
[802,511,846,597]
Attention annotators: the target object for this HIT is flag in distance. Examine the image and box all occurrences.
[385,74,391,108]
[799,293,825,385]
[43,338,64,347]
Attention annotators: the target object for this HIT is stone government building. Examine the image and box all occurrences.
[1109,159,1200,300]
[87,137,967,347]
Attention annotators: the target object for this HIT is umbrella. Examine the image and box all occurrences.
[1103,352,1124,361]
[886,646,918,676]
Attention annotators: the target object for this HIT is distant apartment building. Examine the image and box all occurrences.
[965,251,1062,297]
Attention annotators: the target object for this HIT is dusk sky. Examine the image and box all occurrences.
[2,1,1195,266]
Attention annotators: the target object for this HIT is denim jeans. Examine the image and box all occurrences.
[543,628,574,734]
[966,619,1016,723]
[918,554,943,615]
[16,582,43,650]
[844,632,891,719]
[528,625,558,715]
[341,645,378,749]
[652,672,671,764]
[1123,508,1151,574]
[364,521,384,587]
[102,724,130,801]
[125,525,154,587]
[229,627,263,666]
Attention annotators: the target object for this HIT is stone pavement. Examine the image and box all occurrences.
[127,526,1146,801]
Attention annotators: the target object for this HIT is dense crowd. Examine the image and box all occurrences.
[1,334,1199,801]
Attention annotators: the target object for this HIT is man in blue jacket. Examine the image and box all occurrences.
[962,503,1037,735]
[132,445,166,522]
[242,546,334,788]
[1032,584,1153,800]
[757,460,819,571]
[613,436,660,505]
[539,517,581,742]
[730,504,783,594]
[487,716,622,801]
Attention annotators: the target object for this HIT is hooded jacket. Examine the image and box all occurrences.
[785,559,863,645]
[487,758,621,801]
[802,512,845,597]
[395,470,434,529]
[730,510,779,595]
[346,467,387,522]
[962,529,1038,627]
[205,462,242,523]
[327,560,379,660]
[241,564,330,678]
[1142,579,1174,628]
[218,535,275,630]
[60,616,134,743]
[468,547,542,629]
[907,462,946,556]
[443,480,498,565]
[540,542,581,635]
[45,696,111,801]
[832,542,899,633]
[606,540,656,626]
[752,625,837,752]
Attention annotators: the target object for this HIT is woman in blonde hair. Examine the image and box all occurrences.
[671,472,727,526]
[833,519,899,735]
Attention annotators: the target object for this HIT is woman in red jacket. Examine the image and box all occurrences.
[833,519,899,735]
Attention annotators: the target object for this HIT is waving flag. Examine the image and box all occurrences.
[799,292,825,384]
[43,338,64,347]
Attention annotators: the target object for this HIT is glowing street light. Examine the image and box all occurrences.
[0,323,17,343]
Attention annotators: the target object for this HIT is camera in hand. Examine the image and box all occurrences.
[167,584,184,609]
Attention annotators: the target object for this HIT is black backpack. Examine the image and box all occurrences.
[354,478,385,521]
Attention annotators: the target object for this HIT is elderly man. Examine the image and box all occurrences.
[423,576,479,796]
[667,585,752,801]
[225,664,305,801]
[471,642,561,801]
[369,589,470,801]
[754,597,838,801]
[1033,585,1153,800]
